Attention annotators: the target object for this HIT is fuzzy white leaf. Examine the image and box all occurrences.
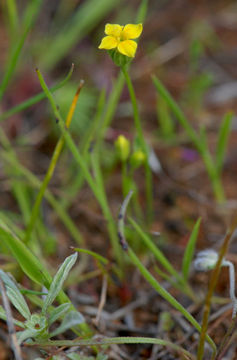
[0,270,31,319]
[42,253,77,314]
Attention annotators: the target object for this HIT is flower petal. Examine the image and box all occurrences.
[105,24,123,37]
[98,36,118,50]
[117,40,137,57]
[122,23,143,40]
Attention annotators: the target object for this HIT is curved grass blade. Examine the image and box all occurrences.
[182,217,201,281]
[73,248,108,265]
[128,217,180,279]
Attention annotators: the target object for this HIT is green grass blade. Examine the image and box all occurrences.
[152,76,200,150]
[30,336,195,359]
[5,0,19,40]
[127,247,216,352]
[135,0,148,22]
[0,64,74,122]
[156,95,174,139]
[0,222,50,286]
[128,217,179,279]
[215,111,233,175]
[73,248,109,265]
[0,0,42,101]
[0,127,33,227]
[182,218,201,281]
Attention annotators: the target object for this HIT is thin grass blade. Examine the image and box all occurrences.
[215,111,233,174]
[0,222,51,286]
[182,218,201,281]
[0,0,42,100]
[128,217,180,279]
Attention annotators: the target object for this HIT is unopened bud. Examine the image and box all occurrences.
[115,135,130,162]
[130,150,146,169]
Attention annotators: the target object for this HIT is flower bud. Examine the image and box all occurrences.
[115,135,130,162]
[130,150,146,169]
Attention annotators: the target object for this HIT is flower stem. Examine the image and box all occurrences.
[121,66,153,220]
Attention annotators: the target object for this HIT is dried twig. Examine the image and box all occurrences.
[94,274,108,327]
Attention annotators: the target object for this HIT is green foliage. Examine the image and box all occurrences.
[0,254,84,344]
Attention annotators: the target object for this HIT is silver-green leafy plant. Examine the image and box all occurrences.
[0,253,84,344]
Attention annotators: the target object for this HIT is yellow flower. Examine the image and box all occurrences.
[99,23,143,58]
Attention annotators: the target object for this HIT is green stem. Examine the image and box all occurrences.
[128,216,196,300]
[122,66,153,219]
[121,161,128,198]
